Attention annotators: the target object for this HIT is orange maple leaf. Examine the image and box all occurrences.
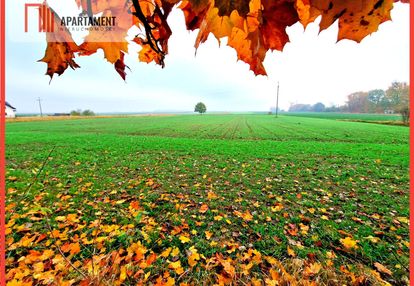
[38,0,407,78]
[199,204,209,213]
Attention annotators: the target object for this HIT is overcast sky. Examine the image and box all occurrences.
[6,2,409,114]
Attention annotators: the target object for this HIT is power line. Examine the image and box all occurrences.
[37,97,43,117]
[275,81,279,118]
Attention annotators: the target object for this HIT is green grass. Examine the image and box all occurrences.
[5,114,409,285]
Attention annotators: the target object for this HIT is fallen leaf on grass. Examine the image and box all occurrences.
[179,235,190,243]
[304,262,321,276]
[374,262,392,275]
[168,260,184,275]
[340,237,358,249]
[199,204,209,213]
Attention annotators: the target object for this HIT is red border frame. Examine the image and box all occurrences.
[0,0,5,283]
[0,2,412,286]
[410,1,413,284]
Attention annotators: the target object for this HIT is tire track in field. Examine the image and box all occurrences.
[221,117,242,139]
[282,118,354,142]
[255,118,328,141]
[230,117,243,139]
[202,121,228,138]
[254,120,305,140]
[255,122,283,139]
[244,117,256,138]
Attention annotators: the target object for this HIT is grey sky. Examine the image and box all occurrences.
[6,2,409,114]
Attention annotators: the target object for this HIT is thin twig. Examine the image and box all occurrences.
[92,215,103,284]
[45,216,88,279]
[390,250,409,272]
[131,0,166,66]
[22,146,56,197]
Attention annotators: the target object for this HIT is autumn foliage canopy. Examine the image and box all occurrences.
[40,0,409,80]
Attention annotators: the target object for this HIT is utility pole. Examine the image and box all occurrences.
[37,97,43,117]
[275,81,279,118]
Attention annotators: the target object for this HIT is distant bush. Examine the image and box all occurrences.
[70,109,95,116]
[70,109,82,116]
[82,109,95,116]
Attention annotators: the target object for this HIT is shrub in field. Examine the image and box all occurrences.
[70,109,82,116]
[81,110,95,116]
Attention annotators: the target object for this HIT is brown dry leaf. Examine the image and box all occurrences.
[374,262,393,276]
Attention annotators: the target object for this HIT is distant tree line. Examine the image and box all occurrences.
[289,82,409,124]
[289,102,326,112]
[70,109,95,116]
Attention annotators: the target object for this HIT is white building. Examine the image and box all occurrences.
[5,102,16,118]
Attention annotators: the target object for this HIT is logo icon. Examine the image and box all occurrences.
[25,3,54,33]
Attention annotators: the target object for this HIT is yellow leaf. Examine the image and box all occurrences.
[287,246,296,257]
[326,251,336,259]
[33,262,44,273]
[188,247,200,267]
[214,215,223,221]
[271,204,283,212]
[40,249,54,261]
[161,247,172,258]
[171,247,180,257]
[165,277,175,286]
[205,231,213,240]
[371,213,381,220]
[235,210,253,221]
[365,236,380,243]
[168,261,184,275]
[340,237,358,249]
[397,217,409,224]
[179,235,191,243]
[55,216,66,222]
[304,262,321,276]
[120,265,127,281]
[207,191,218,199]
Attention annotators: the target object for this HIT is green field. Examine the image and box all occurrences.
[5,115,409,285]
[284,112,403,122]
